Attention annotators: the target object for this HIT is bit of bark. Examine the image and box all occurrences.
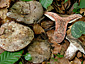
[0,0,10,8]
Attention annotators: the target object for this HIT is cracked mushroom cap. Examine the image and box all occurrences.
[27,40,51,63]
[0,21,34,51]
[7,1,43,24]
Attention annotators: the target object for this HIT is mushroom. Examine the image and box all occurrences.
[44,12,82,43]
[64,33,85,60]
[27,40,51,63]
[7,1,43,24]
[0,21,34,51]
[0,0,10,8]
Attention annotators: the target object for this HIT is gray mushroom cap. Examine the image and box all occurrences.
[64,33,85,60]
[0,21,34,51]
[7,1,43,24]
[27,40,51,63]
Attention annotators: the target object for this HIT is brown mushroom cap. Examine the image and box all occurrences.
[0,21,34,51]
[7,1,43,24]
[27,40,51,63]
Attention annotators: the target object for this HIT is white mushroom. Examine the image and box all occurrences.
[64,33,85,60]
[7,1,43,24]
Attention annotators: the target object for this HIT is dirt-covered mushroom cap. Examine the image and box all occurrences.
[27,40,51,63]
[7,1,43,24]
[0,21,34,51]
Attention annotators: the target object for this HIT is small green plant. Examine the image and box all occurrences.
[39,0,53,9]
[71,21,85,38]
[81,61,83,64]
[0,50,32,64]
[24,53,32,61]
[0,50,23,64]
[54,54,64,58]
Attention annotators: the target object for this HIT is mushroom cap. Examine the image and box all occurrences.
[27,40,51,63]
[0,21,34,51]
[7,1,43,24]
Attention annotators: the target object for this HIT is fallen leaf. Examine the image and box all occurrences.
[0,0,10,8]
[33,24,45,34]
[72,57,81,64]
[41,20,54,29]
[77,52,82,58]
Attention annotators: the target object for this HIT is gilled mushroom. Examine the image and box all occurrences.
[0,21,34,51]
[64,33,85,60]
[7,1,43,24]
[27,40,51,63]
[44,12,82,43]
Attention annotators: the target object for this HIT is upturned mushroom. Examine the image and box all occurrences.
[44,12,82,43]
[7,1,43,24]
[0,21,34,51]
[64,33,85,60]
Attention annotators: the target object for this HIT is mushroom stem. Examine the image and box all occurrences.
[64,43,78,60]
[45,12,82,43]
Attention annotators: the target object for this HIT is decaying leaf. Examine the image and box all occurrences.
[41,20,54,29]
[70,57,81,64]
[50,57,70,64]
[33,24,45,34]
[77,52,82,58]
[0,0,10,8]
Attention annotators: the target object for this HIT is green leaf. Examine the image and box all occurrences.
[19,61,23,64]
[81,61,83,64]
[39,0,53,9]
[24,53,32,61]
[64,0,68,3]
[0,50,23,64]
[74,3,78,8]
[20,0,32,1]
[71,21,85,38]
[79,0,85,8]
[54,54,64,58]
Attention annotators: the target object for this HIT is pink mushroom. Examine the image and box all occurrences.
[45,12,82,43]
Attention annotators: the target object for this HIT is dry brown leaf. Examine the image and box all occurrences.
[72,57,81,64]
[80,9,85,16]
[50,57,70,64]
[41,20,54,29]
[52,44,62,54]
[0,0,10,8]
[33,24,45,34]
[77,52,82,58]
